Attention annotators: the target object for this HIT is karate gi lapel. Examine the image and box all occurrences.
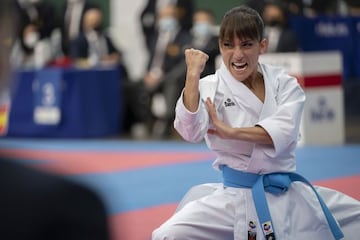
[258,64,278,121]
[218,63,263,115]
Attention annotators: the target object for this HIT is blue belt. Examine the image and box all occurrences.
[221,165,344,240]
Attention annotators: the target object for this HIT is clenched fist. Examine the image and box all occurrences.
[184,48,209,77]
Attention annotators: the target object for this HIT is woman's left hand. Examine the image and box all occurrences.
[206,97,234,138]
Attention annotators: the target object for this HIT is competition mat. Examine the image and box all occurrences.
[0,139,359,240]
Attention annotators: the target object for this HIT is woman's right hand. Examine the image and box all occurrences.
[182,48,209,112]
[184,48,209,79]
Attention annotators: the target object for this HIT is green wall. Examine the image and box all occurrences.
[194,0,245,24]
[43,0,110,27]
[43,0,245,27]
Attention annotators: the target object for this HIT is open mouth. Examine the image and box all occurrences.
[232,62,248,72]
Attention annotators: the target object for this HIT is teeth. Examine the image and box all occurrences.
[232,62,247,70]
[233,62,245,67]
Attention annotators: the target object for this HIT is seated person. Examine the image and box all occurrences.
[10,22,54,69]
[70,7,123,69]
[261,0,299,53]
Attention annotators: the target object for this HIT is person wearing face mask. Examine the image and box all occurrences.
[140,0,194,53]
[70,6,133,137]
[10,0,57,69]
[10,22,53,69]
[14,0,57,40]
[57,0,97,57]
[70,7,124,69]
[136,4,191,139]
[262,0,299,53]
[190,8,220,77]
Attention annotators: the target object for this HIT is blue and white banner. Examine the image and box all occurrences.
[33,68,62,125]
[290,16,357,81]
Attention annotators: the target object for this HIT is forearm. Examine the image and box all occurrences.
[175,95,209,143]
[183,70,200,112]
[230,125,273,145]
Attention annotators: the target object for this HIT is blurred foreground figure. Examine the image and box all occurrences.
[0,2,111,239]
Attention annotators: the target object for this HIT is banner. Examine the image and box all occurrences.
[290,16,354,81]
[33,68,62,125]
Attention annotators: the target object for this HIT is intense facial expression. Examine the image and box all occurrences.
[219,36,267,81]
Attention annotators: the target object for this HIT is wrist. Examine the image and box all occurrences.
[186,69,201,80]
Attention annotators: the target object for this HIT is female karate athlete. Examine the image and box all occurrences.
[152,5,360,240]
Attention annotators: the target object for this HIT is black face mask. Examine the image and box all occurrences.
[266,19,282,27]
[93,24,103,33]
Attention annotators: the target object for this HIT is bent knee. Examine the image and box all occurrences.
[152,224,186,240]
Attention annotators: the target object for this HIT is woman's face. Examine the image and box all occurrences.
[219,35,267,81]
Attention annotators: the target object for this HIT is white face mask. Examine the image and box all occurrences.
[158,17,178,32]
[24,31,39,48]
[192,22,212,37]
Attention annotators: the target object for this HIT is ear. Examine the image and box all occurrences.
[259,38,268,54]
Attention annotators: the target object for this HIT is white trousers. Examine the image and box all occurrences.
[152,183,360,240]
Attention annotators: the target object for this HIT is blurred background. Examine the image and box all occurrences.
[1,0,359,143]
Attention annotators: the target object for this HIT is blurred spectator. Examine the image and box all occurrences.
[70,7,133,137]
[140,0,194,52]
[139,4,192,139]
[14,0,57,40]
[58,0,97,57]
[304,0,340,16]
[190,8,220,77]
[10,0,58,69]
[10,22,54,69]
[286,0,304,16]
[70,7,125,69]
[262,1,299,53]
[245,0,304,16]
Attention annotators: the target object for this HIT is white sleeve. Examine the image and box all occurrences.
[174,90,209,143]
[257,69,305,156]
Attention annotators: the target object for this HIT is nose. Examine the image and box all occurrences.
[233,46,244,59]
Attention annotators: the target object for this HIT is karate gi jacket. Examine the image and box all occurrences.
[175,62,305,174]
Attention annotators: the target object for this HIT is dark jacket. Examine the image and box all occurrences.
[57,1,97,55]
[275,28,299,52]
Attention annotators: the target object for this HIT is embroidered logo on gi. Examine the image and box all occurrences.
[262,221,276,240]
[224,98,235,107]
[248,221,257,240]
[263,222,272,233]
[248,221,256,230]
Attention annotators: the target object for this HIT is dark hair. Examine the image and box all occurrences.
[219,5,264,43]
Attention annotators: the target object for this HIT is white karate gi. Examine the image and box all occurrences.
[152,63,360,240]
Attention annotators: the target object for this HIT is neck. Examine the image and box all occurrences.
[243,71,262,90]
